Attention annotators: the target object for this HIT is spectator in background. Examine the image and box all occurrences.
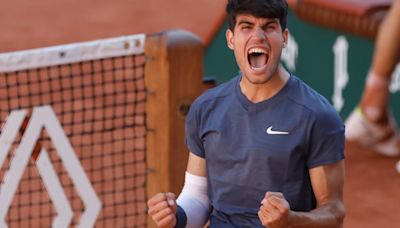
[345,0,400,173]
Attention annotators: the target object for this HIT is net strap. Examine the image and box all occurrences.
[0,34,146,73]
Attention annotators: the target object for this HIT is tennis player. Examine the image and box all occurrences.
[148,0,345,227]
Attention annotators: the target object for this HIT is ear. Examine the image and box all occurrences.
[226,29,234,50]
[282,28,289,48]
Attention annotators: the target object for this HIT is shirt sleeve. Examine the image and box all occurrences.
[307,108,345,168]
[185,101,205,158]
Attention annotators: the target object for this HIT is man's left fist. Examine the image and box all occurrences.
[258,192,291,228]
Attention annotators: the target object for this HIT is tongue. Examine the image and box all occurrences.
[249,53,267,68]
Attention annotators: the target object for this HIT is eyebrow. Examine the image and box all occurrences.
[237,18,279,27]
[264,18,279,25]
[237,19,254,26]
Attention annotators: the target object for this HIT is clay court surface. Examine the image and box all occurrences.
[0,0,225,52]
[344,141,400,227]
[1,0,400,227]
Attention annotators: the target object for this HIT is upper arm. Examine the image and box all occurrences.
[186,152,207,177]
[309,160,345,207]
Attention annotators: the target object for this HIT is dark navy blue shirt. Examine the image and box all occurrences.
[185,75,345,227]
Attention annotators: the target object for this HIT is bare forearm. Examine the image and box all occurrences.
[372,0,400,76]
[287,202,345,228]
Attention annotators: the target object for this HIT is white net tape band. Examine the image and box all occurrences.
[0,34,146,73]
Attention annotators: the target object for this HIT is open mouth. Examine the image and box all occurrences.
[247,48,269,69]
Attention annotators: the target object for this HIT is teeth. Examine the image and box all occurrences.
[248,48,267,54]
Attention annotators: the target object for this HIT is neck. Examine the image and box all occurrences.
[240,66,290,103]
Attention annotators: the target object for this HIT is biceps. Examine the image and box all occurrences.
[309,161,345,205]
[186,152,207,177]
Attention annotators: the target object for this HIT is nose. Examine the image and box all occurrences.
[253,27,267,40]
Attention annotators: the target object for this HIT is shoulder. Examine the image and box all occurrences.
[189,76,237,113]
[287,76,344,132]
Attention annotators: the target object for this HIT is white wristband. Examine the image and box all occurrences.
[176,172,211,228]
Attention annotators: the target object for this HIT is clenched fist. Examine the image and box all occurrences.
[147,192,177,228]
[258,192,291,228]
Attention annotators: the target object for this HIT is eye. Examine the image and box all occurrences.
[266,24,277,31]
[241,25,251,30]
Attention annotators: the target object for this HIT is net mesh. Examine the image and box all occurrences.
[0,50,147,227]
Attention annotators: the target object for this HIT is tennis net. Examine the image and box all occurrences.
[0,34,147,227]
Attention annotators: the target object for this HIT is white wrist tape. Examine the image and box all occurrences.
[176,172,211,228]
[366,70,390,88]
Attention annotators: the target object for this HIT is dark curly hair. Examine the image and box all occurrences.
[226,0,288,31]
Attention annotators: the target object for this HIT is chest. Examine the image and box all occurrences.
[202,106,310,193]
[201,105,308,160]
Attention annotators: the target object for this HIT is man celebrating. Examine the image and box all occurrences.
[148,0,345,227]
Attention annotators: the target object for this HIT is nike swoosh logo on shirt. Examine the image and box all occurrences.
[266,126,289,135]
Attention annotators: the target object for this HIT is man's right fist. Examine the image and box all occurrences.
[147,192,177,228]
